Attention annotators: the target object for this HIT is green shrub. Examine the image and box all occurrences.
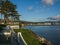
[0,24,6,27]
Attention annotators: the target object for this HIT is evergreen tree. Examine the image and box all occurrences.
[0,0,20,25]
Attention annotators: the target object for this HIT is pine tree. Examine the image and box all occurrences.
[0,0,20,25]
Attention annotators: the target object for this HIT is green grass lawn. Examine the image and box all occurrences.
[14,29,41,45]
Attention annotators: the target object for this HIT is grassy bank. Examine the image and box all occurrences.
[14,29,41,45]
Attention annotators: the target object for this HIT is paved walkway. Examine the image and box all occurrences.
[0,35,11,45]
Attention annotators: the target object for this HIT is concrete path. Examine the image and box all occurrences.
[0,35,11,45]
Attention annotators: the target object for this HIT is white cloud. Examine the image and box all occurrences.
[42,0,54,5]
[48,15,60,20]
[28,6,34,11]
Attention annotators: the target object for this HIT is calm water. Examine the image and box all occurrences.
[24,26,60,45]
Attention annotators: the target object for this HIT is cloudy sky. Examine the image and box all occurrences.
[11,0,60,22]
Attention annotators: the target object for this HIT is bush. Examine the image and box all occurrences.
[0,24,6,32]
[0,24,6,27]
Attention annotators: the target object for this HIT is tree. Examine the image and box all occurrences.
[0,0,20,25]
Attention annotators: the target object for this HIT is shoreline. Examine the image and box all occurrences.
[30,30,53,45]
[14,29,53,45]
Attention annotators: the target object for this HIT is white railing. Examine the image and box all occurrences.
[10,27,27,45]
[18,32,27,45]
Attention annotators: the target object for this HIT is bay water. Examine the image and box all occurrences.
[24,26,60,45]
